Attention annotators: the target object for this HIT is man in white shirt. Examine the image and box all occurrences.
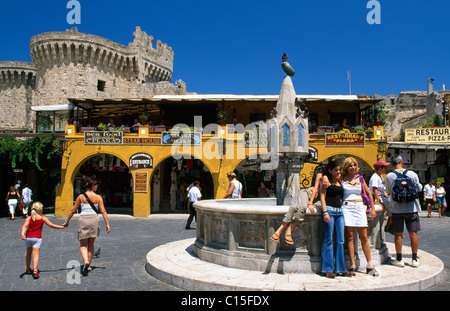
[385,155,423,268]
[22,184,33,216]
[185,181,201,229]
[423,179,436,218]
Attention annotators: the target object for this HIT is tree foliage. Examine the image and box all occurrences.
[0,133,61,170]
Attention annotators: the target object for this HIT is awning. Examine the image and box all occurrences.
[31,104,70,111]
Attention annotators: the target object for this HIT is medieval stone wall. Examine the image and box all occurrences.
[0,27,186,133]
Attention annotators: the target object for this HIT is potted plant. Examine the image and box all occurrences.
[139,112,150,125]
[97,122,107,131]
[217,110,227,125]
[365,126,374,138]
[375,102,389,126]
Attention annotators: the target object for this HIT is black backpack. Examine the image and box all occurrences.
[391,170,419,203]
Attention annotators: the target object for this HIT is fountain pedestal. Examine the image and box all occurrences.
[193,199,388,274]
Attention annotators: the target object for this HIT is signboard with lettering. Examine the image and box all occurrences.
[405,128,450,143]
[123,137,161,145]
[325,133,365,147]
[84,131,123,145]
[129,153,153,169]
[161,132,201,145]
[134,171,148,193]
[243,132,268,147]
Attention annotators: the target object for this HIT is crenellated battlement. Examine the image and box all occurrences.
[0,61,36,87]
[30,27,173,82]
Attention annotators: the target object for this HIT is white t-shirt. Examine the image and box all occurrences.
[385,169,423,214]
[436,187,446,198]
[369,173,386,197]
[188,186,202,203]
[424,184,436,199]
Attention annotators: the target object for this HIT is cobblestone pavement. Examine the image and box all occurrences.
[0,210,448,291]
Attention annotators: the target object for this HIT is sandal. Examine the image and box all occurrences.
[32,270,40,279]
[26,268,32,275]
[366,267,379,277]
[284,234,294,245]
[82,264,90,276]
[270,233,280,243]
[347,263,356,276]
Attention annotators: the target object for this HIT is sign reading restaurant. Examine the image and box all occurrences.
[161,132,201,145]
[325,133,365,147]
[405,127,450,143]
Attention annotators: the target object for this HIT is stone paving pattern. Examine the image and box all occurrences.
[0,210,449,291]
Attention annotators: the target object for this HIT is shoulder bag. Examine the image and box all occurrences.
[82,192,99,214]
[359,175,372,213]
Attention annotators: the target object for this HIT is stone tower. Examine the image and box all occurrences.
[0,27,187,133]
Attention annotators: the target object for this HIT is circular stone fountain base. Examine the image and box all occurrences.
[192,198,388,274]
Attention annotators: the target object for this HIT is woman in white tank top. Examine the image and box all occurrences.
[341,157,378,277]
[223,172,242,199]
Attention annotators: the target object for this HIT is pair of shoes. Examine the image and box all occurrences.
[82,264,90,276]
[32,270,40,279]
[284,234,294,245]
[411,258,421,268]
[391,259,404,267]
[366,267,379,277]
[270,233,280,243]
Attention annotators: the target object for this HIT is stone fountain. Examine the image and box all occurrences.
[193,54,388,273]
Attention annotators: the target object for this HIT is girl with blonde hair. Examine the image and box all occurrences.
[340,157,378,276]
[21,202,65,279]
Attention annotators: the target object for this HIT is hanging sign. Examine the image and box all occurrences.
[129,153,153,169]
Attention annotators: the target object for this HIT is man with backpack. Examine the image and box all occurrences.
[385,155,423,268]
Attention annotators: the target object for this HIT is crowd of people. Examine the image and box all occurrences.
[6,159,449,281]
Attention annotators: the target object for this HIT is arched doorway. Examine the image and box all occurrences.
[151,156,214,213]
[234,160,276,199]
[76,154,133,215]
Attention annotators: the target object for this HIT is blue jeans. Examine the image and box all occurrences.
[321,206,347,273]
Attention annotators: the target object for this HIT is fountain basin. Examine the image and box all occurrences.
[193,198,388,274]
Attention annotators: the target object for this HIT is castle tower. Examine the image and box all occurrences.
[0,61,36,132]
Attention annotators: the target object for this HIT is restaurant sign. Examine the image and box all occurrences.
[243,131,268,148]
[405,128,450,143]
[325,133,365,147]
[84,131,123,145]
[161,132,201,145]
[129,153,153,169]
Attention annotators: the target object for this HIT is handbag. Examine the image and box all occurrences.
[359,175,372,213]
[82,192,99,214]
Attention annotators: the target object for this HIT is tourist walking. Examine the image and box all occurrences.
[185,180,201,229]
[6,186,20,220]
[63,178,111,276]
[319,159,348,278]
[21,202,65,279]
[424,179,436,217]
[385,155,422,268]
[340,157,378,276]
[21,184,33,217]
[435,182,447,217]
[223,172,242,199]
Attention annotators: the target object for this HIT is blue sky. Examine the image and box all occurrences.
[1,0,449,96]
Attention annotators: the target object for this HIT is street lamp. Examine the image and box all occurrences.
[377,138,388,160]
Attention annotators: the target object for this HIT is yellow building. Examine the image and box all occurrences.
[54,95,385,217]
